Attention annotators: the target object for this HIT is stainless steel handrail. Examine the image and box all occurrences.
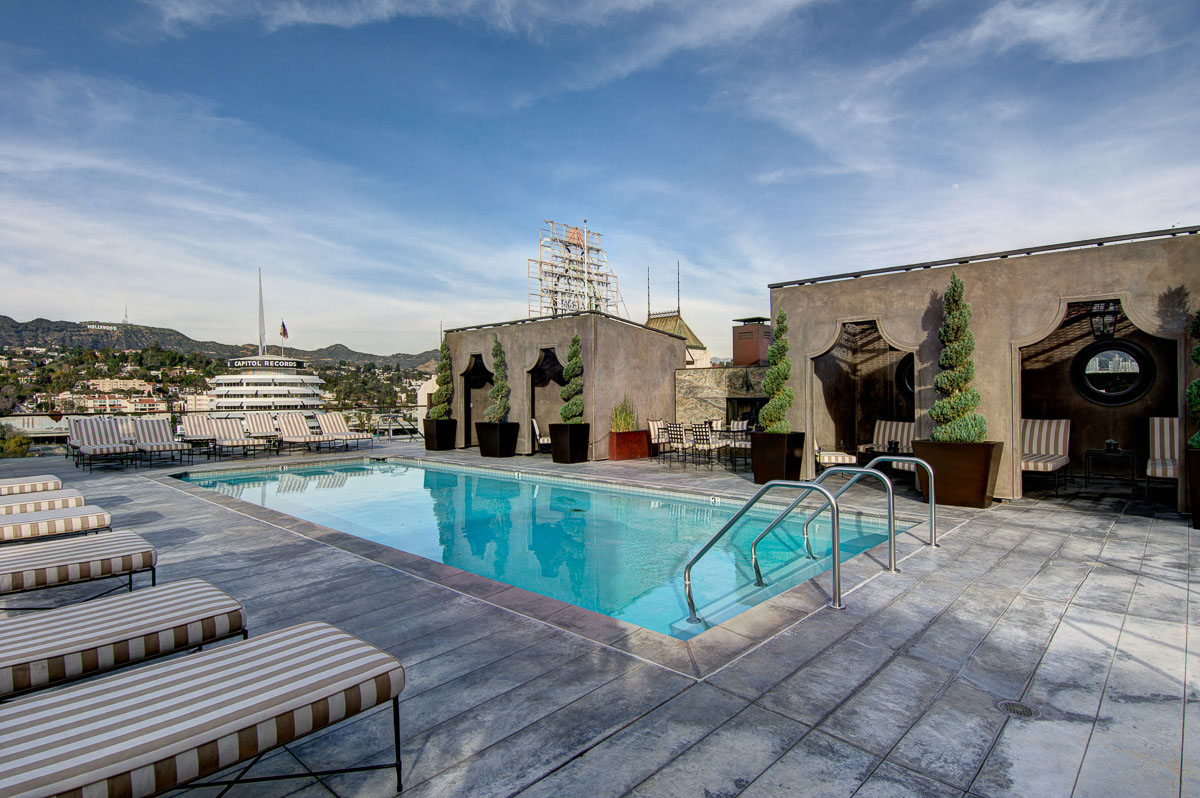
[862,455,937,546]
[749,466,894,586]
[684,480,844,623]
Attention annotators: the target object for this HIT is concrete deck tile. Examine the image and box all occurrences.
[758,632,898,725]
[627,704,808,798]
[1069,566,1140,614]
[889,677,1007,788]
[515,683,748,798]
[820,654,953,755]
[907,585,1017,671]
[972,715,1089,797]
[542,604,643,646]
[961,596,1068,698]
[384,607,545,667]
[854,760,965,798]
[1124,571,1189,623]
[738,729,878,798]
[1022,606,1122,717]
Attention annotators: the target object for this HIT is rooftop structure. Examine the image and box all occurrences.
[527,220,627,318]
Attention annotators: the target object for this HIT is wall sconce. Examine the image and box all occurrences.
[1089,301,1119,339]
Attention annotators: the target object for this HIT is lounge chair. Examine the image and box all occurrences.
[0,475,63,496]
[0,577,246,699]
[0,505,112,544]
[1146,416,1181,498]
[133,417,193,465]
[0,489,84,516]
[317,411,374,449]
[180,414,216,457]
[245,412,282,449]
[0,529,156,597]
[74,417,137,472]
[1020,418,1071,493]
[0,622,406,797]
[277,411,337,452]
[211,418,271,459]
[531,418,552,453]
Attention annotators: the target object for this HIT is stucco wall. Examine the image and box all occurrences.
[445,312,686,458]
[771,234,1200,504]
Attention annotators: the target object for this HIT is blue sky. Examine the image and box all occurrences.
[1,0,1197,358]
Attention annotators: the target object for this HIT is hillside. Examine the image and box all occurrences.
[0,316,436,368]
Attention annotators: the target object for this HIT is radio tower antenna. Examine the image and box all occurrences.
[257,268,266,356]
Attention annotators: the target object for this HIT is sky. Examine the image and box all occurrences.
[1,0,1197,359]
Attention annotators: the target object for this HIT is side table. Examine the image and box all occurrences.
[1084,448,1137,489]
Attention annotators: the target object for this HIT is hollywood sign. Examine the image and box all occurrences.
[227,358,306,369]
[84,323,118,331]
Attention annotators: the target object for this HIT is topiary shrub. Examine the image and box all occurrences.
[484,333,510,423]
[758,308,794,434]
[1188,311,1200,449]
[428,338,453,420]
[929,272,987,443]
[560,332,584,424]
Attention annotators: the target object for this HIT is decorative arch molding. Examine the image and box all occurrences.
[527,347,567,387]
[807,315,921,359]
[1012,292,1171,350]
[459,354,494,388]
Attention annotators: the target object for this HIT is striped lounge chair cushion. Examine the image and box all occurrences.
[817,450,857,466]
[316,413,372,440]
[1017,453,1065,472]
[133,419,190,453]
[276,412,332,442]
[181,415,215,441]
[211,419,269,448]
[77,443,137,456]
[137,441,192,453]
[0,506,112,543]
[1146,458,1177,478]
[0,476,63,497]
[0,578,245,698]
[0,530,156,594]
[76,418,136,453]
[245,413,280,438]
[0,622,405,798]
[0,490,85,516]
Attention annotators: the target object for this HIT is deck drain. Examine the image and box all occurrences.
[997,700,1040,719]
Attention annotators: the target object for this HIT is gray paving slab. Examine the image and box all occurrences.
[854,760,965,797]
[738,730,879,798]
[889,677,1007,789]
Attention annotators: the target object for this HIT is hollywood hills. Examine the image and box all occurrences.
[0,315,437,370]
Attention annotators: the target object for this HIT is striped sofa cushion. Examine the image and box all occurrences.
[0,489,85,516]
[859,420,915,453]
[1146,458,1178,478]
[1020,418,1070,472]
[0,530,156,594]
[817,449,857,466]
[0,578,245,697]
[0,505,112,543]
[0,476,62,497]
[0,622,405,798]
[1021,453,1069,473]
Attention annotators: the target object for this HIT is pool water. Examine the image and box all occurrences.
[184,461,898,640]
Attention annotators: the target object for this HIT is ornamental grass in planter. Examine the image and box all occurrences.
[911,272,1002,508]
[423,337,457,450]
[751,309,805,484]
[1186,312,1200,527]
[550,332,590,464]
[476,334,519,458]
[608,395,650,460]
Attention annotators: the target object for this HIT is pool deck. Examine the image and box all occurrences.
[1,440,1195,797]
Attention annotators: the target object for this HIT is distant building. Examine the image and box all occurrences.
[645,311,710,368]
[89,378,153,393]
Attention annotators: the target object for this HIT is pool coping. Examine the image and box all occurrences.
[159,455,939,678]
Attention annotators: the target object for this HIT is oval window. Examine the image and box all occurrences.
[1071,339,1155,406]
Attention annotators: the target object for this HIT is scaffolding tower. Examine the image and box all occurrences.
[528,220,627,317]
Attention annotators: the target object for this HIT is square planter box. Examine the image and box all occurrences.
[422,418,457,451]
[911,440,1003,508]
[751,432,806,484]
[609,430,651,461]
[550,423,590,464]
[476,422,519,458]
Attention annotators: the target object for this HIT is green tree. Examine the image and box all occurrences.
[560,332,584,424]
[484,333,510,423]
[929,272,987,443]
[428,338,453,420]
[1187,311,1200,449]
[758,309,794,433]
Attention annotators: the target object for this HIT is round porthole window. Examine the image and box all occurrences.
[1070,339,1155,406]
[896,353,915,399]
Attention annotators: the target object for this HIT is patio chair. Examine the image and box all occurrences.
[648,419,667,461]
[0,505,112,544]
[0,622,406,798]
[0,577,246,699]
[531,418,551,453]
[0,489,84,516]
[74,417,137,472]
[0,529,156,598]
[664,422,691,467]
[1020,418,1071,494]
[180,414,216,457]
[245,412,282,449]
[816,443,856,472]
[727,419,752,471]
[211,418,272,459]
[317,411,374,449]
[0,475,62,496]
[277,411,338,452]
[690,423,725,469]
[1146,416,1181,499]
[133,417,193,466]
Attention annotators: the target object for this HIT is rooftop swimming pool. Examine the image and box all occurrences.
[183,461,902,640]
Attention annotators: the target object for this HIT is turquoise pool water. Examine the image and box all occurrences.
[183,461,898,639]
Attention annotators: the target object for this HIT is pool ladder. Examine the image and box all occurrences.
[682,456,934,625]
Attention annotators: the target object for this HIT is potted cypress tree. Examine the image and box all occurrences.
[549,332,590,463]
[423,337,456,450]
[1186,311,1200,528]
[608,395,651,460]
[912,272,1003,507]
[475,333,519,457]
[751,309,805,484]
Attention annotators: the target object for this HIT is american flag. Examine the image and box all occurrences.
[279,320,288,340]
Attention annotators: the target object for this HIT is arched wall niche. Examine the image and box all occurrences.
[459,354,493,447]
[527,347,567,453]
